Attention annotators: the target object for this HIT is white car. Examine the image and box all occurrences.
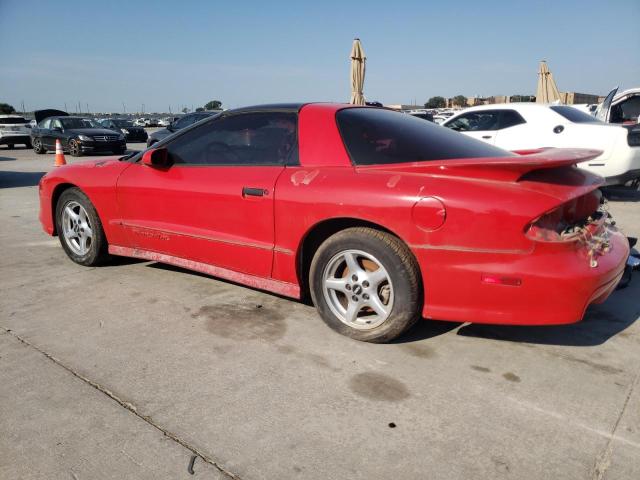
[442,103,640,185]
[0,114,32,149]
[597,87,640,125]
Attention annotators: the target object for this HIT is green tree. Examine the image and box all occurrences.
[424,96,446,109]
[204,100,222,110]
[452,95,468,107]
[195,107,205,112]
[0,103,16,114]
[181,107,189,114]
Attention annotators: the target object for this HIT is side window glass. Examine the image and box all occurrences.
[499,110,526,129]
[52,119,62,130]
[165,112,297,166]
[175,115,195,129]
[447,112,500,131]
[41,119,52,129]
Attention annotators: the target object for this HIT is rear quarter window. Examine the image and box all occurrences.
[336,108,514,165]
[549,106,602,124]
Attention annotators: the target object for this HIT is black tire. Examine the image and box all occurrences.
[309,227,422,343]
[55,187,110,266]
[7,144,15,150]
[33,138,46,154]
[69,139,83,157]
[25,140,32,148]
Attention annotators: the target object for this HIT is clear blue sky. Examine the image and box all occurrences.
[1,0,638,113]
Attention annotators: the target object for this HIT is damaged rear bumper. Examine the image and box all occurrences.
[415,229,629,326]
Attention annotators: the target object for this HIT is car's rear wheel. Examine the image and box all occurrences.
[310,227,421,343]
[69,139,83,157]
[55,188,110,266]
[7,144,15,149]
[33,138,46,154]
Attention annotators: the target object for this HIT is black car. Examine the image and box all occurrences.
[146,111,220,147]
[31,109,126,157]
[99,118,148,142]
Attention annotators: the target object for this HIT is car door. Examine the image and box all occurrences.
[490,109,529,151]
[49,118,68,149]
[444,110,501,144]
[115,111,297,278]
[37,119,53,147]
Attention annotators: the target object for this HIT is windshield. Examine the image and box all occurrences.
[336,108,514,165]
[113,120,134,127]
[0,117,28,124]
[60,118,98,129]
[549,106,602,124]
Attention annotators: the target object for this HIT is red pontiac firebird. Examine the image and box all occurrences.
[39,103,629,342]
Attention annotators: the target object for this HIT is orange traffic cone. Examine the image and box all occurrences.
[54,139,66,167]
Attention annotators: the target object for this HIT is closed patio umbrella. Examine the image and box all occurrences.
[535,60,561,104]
[350,38,366,105]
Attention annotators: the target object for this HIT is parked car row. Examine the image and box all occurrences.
[146,111,220,146]
[30,109,126,156]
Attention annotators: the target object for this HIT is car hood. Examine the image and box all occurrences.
[67,128,122,136]
[34,109,68,123]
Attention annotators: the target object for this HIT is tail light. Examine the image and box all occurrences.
[626,125,640,147]
[525,190,602,242]
[525,191,616,267]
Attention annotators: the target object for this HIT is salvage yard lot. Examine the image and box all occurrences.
[1,146,639,479]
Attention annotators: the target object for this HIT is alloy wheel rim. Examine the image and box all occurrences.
[70,141,79,155]
[322,249,394,330]
[61,201,93,256]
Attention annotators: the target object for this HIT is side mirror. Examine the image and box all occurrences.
[141,147,172,168]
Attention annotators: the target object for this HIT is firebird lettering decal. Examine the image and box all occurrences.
[131,227,170,241]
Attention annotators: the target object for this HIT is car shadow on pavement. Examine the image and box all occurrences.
[456,279,640,347]
[0,155,16,161]
[0,171,46,188]
[393,319,463,343]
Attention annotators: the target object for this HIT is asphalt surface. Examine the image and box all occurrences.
[1,144,639,480]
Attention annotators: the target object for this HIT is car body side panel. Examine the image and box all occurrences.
[115,163,285,278]
[38,159,132,246]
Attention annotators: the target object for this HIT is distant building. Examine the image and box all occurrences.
[560,92,601,104]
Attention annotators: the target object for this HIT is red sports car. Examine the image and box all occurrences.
[38,103,629,342]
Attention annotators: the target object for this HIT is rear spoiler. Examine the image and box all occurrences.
[432,148,603,182]
[367,148,603,183]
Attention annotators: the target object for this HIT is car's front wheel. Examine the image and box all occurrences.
[69,139,83,157]
[310,227,422,343]
[55,188,110,266]
[32,138,46,154]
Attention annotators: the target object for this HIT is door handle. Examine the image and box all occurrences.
[242,187,266,197]
[482,135,492,139]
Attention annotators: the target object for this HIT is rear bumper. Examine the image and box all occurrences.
[416,231,629,325]
[0,134,30,145]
